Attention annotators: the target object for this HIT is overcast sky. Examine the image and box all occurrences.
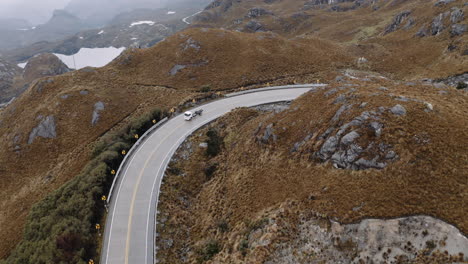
[0,0,71,24]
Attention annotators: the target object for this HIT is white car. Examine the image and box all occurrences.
[184,109,203,121]
[184,111,193,121]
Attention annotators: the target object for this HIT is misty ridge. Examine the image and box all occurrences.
[0,0,209,51]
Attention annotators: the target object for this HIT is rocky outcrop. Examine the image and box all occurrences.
[23,53,70,83]
[91,101,105,126]
[246,8,273,18]
[451,24,467,36]
[450,7,464,23]
[434,0,455,6]
[28,115,57,144]
[257,123,277,143]
[384,11,412,35]
[315,103,401,170]
[244,20,266,32]
[431,13,448,35]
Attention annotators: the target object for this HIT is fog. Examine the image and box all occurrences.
[0,0,175,25]
[0,0,70,25]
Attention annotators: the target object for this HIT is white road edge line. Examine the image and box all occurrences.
[103,85,323,264]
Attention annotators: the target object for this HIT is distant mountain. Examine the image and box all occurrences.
[4,7,201,63]
[0,10,88,51]
[65,0,212,27]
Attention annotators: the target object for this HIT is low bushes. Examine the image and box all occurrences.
[2,108,167,264]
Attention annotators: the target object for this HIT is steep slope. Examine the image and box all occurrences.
[0,28,352,259]
[156,71,468,263]
[22,53,70,83]
[193,0,468,80]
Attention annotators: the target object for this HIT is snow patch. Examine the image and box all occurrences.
[79,36,84,39]
[53,47,125,70]
[129,21,155,27]
[98,30,104,35]
[167,11,176,15]
[18,62,28,68]
[131,37,138,40]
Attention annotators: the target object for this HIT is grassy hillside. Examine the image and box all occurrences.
[0,28,352,259]
[156,72,468,263]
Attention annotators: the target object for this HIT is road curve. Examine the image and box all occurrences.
[101,86,319,264]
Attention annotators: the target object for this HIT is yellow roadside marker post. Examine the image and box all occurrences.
[134,134,139,139]
[317,79,320,84]
[102,195,108,212]
[192,99,196,103]
[170,108,175,113]
[152,119,157,124]
[121,150,126,155]
[89,260,94,264]
[96,224,101,236]
[111,169,116,175]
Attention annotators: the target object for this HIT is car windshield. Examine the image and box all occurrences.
[184,113,191,116]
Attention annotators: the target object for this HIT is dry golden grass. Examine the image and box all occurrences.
[157,75,468,263]
[0,28,352,258]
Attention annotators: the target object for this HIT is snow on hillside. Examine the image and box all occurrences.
[18,62,28,68]
[129,21,155,27]
[53,47,125,69]
[167,11,176,15]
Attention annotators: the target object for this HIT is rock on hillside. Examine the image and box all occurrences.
[156,71,468,263]
[23,54,70,83]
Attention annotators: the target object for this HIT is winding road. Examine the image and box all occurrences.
[100,85,322,264]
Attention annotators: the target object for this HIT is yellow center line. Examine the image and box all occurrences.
[124,121,185,264]
[122,92,296,262]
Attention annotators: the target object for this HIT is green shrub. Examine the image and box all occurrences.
[206,129,222,157]
[200,85,211,93]
[456,82,467,90]
[217,219,229,233]
[238,239,249,256]
[198,240,221,262]
[204,163,218,180]
[3,108,168,264]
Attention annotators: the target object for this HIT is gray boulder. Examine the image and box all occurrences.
[450,24,467,36]
[261,123,277,143]
[431,13,446,35]
[415,25,429,37]
[434,0,455,6]
[92,101,105,126]
[247,8,272,18]
[341,131,360,145]
[353,157,386,170]
[244,20,265,32]
[390,104,407,116]
[318,136,338,160]
[384,10,411,35]
[28,115,57,144]
[450,7,464,23]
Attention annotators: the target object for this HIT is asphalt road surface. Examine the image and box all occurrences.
[101,86,318,264]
